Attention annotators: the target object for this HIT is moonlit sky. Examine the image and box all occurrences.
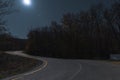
[23,0,32,6]
[5,0,110,38]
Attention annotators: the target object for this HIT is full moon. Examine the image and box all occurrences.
[23,0,32,6]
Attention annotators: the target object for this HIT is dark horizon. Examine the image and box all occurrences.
[5,0,111,39]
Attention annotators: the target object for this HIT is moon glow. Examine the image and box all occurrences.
[23,0,32,6]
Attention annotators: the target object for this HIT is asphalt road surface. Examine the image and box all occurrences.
[3,51,120,80]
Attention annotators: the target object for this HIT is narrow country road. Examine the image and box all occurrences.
[3,51,120,80]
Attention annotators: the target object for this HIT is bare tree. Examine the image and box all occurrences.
[0,0,15,34]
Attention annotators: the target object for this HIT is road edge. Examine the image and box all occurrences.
[2,51,48,80]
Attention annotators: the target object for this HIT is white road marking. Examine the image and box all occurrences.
[69,64,82,80]
[6,51,82,80]
[24,60,48,76]
[11,60,47,80]
[4,51,48,80]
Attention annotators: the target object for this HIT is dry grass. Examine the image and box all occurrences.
[0,52,42,79]
[110,61,120,65]
[99,60,120,65]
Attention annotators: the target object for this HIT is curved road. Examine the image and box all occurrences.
[3,51,120,80]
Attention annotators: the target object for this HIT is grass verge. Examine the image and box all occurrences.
[0,52,42,79]
[99,60,120,65]
[108,60,120,65]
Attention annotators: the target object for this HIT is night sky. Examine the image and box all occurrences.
[5,0,110,38]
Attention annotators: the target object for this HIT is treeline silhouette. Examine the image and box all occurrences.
[0,34,26,51]
[26,2,120,59]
